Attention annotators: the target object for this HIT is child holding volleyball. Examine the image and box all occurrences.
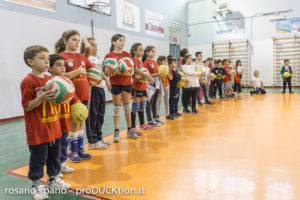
[104,34,137,142]
[130,43,154,134]
[56,30,94,162]
[21,45,71,200]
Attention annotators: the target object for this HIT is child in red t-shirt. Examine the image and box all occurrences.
[49,54,80,176]
[21,46,70,199]
[157,56,173,120]
[104,34,137,142]
[130,43,154,135]
[222,59,233,98]
[142,46,163,126]
[56,30,94,162]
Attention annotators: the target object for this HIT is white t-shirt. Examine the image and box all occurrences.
[89,56,106,88]
[252,77,262,88]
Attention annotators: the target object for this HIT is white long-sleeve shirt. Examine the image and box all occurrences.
[182,64,202,88]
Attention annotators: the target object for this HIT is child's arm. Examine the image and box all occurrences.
[135,67,154,84]
[101,71,111,91]
[261,80,264,89]
[182,66,201,76]
[251,81,256,89]
[290,66,293,74]
[64,66,86,80]
[167,70,173,80]
[82,36,92,58]
[25,91,55,111]
[280,66,284,76]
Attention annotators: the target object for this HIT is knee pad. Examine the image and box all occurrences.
[132,102,140,113]
[123,103,131,114]
[139,100,145,111]
[113,105,121,117]
[67,132,78,140]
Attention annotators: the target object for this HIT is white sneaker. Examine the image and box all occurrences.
[61,163,74,173]
[48,177,71,190]
[100,139,111,146]
[88,142,107,150]
[31,184,49,200]
[58,172,63,178]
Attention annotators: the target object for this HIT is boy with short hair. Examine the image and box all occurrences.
[211,60,226,98]
[49,54,78,176]
[21,46,71,200]
[280,59,293,94]
[168,56,188,118]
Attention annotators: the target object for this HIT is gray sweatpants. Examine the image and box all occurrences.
[157,85,170,117]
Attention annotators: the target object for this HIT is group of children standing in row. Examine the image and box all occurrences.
[20,29,293,199]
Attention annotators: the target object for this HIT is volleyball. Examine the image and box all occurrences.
[210,73,216,80]
[102,58,118,76]
[200,76,208,85]
[70,102,89,123]
[43,76,75,104]
[87,68,102,85]
[283,72,290,78]
[157,65,169,76]
[135,67,149,83]
[118,57,134,73]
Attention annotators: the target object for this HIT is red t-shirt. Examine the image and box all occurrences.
[209,64,215,71]
[104,51,132,86]
[59,52,95,102]
[143,59,158,74]
[223,66,231,82]
[20,74,62,145]
[234,70,241,84]
[132,58,147,91]
[161,69,173,86]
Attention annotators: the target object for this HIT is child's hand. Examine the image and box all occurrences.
[106,81,111,91]
[157,72,163,78]
[40,90,56,102]
[77,66,86,75]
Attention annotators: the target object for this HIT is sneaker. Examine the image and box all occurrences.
[31,183,49,200]
[68,151,82,163]
[155,118,164,124]
[77,149,91,160]
[88,142,107,150]
[139,124,153,130]
[166,115,175,120]
[192,109,198,114]
[58,172,63,178]
[220,96,225,99]
[132,127,142,136]
[148,121,160,127]
[113,130,120,143]
[289,91,293,94]
[183,108,191,114]
[175,112,182,117]
[127,129,138,139]
[197,102,203,106]
[48,176,71,190]
[100,139,111,146]
[281,91,286,94]
[205,101,213,105]
[61,163,74,173]
[171,113,179,118]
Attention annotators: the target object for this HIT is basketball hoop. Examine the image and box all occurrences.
[88,1,110,12]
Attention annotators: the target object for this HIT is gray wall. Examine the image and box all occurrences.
[0,0,188,45]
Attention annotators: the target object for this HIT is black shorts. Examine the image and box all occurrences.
[132,89,147,98]
[111,85,132,95]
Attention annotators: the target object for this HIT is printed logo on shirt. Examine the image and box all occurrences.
[34,86,43,97]
[81,61,85,66]
[150,64,154,69]
[68,62,74,67]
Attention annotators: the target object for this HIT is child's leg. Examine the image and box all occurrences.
[182,88,189,109]
[60,133,69,164]
[88,87,100,144]
[287,78,292,92]
[97,88,106,142]
[68,123,81,162]
[218,81,223,97]
[191,88,197,111]
[283,79,287,92]
[146,95,154,123]
[28,143,48,185]
[169,87,175,115]
[131,96,141,128]
[77,123,91,159]
[152,90,159,120]
[138,97,146,125]
[164,86,170,116]
[196,87,201,104]
[46,138,61,180]
[122,90,132,129]
[201,85,209,102]
[156,89,162,119]
[112,94,122,130]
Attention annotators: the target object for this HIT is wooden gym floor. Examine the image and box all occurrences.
[2,92,300,200]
